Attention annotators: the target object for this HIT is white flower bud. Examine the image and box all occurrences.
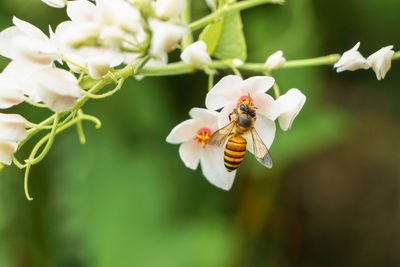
[33,68,81,112]
[0,141,17,165]
[233,59,244,67]
[265,50,286,70]
[205,0,217,9]
[367,45,394,80]
[149,19,187,58]
[334,42,370,72]
[0,113,30,142]
[180,41,211,67]
[65,53,87,73]
[155,0,186,19]
[275,88,306,131]
[41,0,67,8]
[0,75,25,109]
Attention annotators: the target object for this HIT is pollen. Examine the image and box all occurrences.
[194,128,212,148]
[236,95,254,108]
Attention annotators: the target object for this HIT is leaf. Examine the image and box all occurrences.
[199,17,224,55]
[213,11,247,61]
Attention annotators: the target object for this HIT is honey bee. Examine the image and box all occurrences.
[209,99,272,172]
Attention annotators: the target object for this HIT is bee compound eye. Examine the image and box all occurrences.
[239,104,246,111]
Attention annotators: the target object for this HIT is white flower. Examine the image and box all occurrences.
[41,0,67,8]
[32,67,82,112]
[180,41,211,67]
[149,19,187,59]
[334,42,370,72]
[275,88,306,131]
[166,108,236,190]
[0,113,30,142]
[0,141,17,165]
[367,45,394,80]
[0,74,26,109]
[154,0,186,19]
[265,50,286,70]
[205,75,278,158]
[0,17,59,65]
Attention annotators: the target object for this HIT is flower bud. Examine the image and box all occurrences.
[264,50,286,70]
[33,68,81,112]
[275,88,306,131]
[155,0,186,19]
[367,45,394,80]
[334,42,370,72]
[0,141,17,165]
[0,75,25,109]
[180,41,211,66]
[0,113,30,142]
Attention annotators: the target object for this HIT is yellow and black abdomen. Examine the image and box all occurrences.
[224,134,247,172]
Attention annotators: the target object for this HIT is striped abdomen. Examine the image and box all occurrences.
[224,134,247,172]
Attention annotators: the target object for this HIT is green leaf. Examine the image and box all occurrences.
[199,18,224,55]
[213,11,247,61]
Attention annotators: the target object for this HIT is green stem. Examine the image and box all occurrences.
[181,0,193,48]
[23,114,101,200]
[392,51,400,60]
[27,113,60,166]
[76,110,86,144]
[189,0,284,31]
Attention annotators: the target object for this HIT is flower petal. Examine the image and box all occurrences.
[240,76,275,95]
[0,141,17,165]
[180,41,211,67]
[253,92,279,121]
[67,0,97,22]
[246,115,276,155]
[205,75,242,110]
[217,102,236,129]
[41,0,67,8]
[179,139,201,170]
[155,0,186,19]
[188,107,219,131]
[200,145,236,190]
[12,17,48,41]
[367,45,394,80]
[166,119,199,144]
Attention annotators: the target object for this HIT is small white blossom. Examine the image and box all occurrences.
[265,50,286,70]
[149,19,187,60]
[275,88,306,131]
[206,75,278,158]
[33,67,82,112]
[0,74,26,109]
[166,108,236,190]
[0,17,59,65]
[367,45,394,80]
[0,141,17,165]
[180,41,211,67]
[334,42,370,72]
[0,113,30,142]
[205,0,217,9]
[154,0,186,19]
[41,0,67,8]
[232,59,244,67]
[86,48,124,79]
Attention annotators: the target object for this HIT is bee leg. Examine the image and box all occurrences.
[228,108,238,121]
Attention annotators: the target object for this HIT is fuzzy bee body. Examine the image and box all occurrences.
[209,99,273,172]
[224,134,247,172]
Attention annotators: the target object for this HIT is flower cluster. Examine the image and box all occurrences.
[167,75,306,190]
[0,0,189,166]
[334,42,395,80]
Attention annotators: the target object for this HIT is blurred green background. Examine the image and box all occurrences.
[1,0,400,266]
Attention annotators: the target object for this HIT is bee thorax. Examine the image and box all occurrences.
[237,114,252,129]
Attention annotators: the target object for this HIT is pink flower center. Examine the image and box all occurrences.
[236,95,254,108]
[194,128,212,148]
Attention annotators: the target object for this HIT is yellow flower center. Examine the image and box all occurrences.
[194,128,212,148]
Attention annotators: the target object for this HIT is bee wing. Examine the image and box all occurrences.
[250,128,273,168]
[209,122,235,146]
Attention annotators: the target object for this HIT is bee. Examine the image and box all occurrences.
[209,99,272,172]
